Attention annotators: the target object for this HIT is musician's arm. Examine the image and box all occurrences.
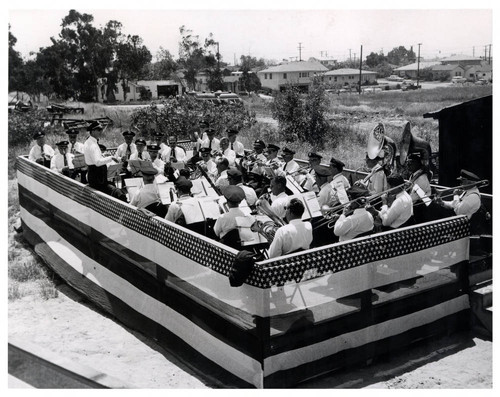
[268,228,284,258]
[333,214,353,237]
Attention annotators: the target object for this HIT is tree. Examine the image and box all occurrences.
[239,55,265,92]
[365,51,387,68]
[8,26,24,92]
[147,47,178,80]
[387,46,416,66]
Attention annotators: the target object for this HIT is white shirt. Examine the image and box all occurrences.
[129,151,151,161]
[318,182,335,208]
[330,173,351,205]
[161,146,187,163]
[29,144,55,162]
[215,170,229,188]
[50,152,74,173]
[213,207,246,238]
[222,148,236,166]
[165,195,194,224]
[230,140,245,157]
[283,159,300,174]
[410,171,431,203]
[379,190,413,228]
[237,183,258,207]
[115,142,137,159]
[201,159,218,180]
[201,137,221,153]
[441,187,481,219]
[83,136,113,167]
[130,183,160,209]
[270,192,289,220]
[334,208,374,242]
[151,158,165,176]
[367,167,388,195]
[68,141,85,154]
[157,142,168,156]
[268,219,313,258]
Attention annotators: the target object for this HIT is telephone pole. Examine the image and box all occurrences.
[298,42,304,61]
[488,44,492,64]
[358,45,363,95]
[417,43,422,87]
[348,48,352,62]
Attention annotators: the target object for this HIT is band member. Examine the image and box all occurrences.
[147,144,165,176]
[264,144,284,171]
[333,186,374,242]
[227,128,245,158]
[152,131,168,155]
[227,168,258,207]
[165,177,194,224]
[436,169,482,219]
[66,128,85,154]
[130,138,151,161]
[198,147,218,180]
[281,147,301,175]
[363,154,388,195]
[407,153,432,223]
[83,121,128,202]
[50,140,74,177]
[329,157,351,205]
[113,130,137,162]
[161,135,187,164]
[29,131,54,167]
[215,157,230,188]
[213,185,247,243]
[130,166,160,209]
[218,137,237,167]
[377,174,413,230]
[268,198,313,259]
[315,166,335,210]
[298,152,322,192]
[269,175,290,220]
[200,128,221,154]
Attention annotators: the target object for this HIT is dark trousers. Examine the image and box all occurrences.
[88,165,127,202]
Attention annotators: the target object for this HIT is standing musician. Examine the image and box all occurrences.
[269,175,290,220]
[147,144,165,176]
[219,137,237,167]
[50,140,74,177]
[161,135,187,164]
[333,185,374,242]
[435,169,482,219]
[83,121,128,202]
[298,152,322,192]
[268,198,313,259]
[281,147,301,175]
[129,138,151,161]
[198,147,218,180]
[329,157,351,206]
[407,153,432,223]
[376,174,413,230]
[227,128,245,158]
[215,157,230,188]
[213,185,247,247]
[227,168,258,207]
[200,128,221,155]
[29,131,54,167]
[129,166,160,209]
[164,177,194,225]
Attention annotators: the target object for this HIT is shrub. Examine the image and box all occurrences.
[8,109,51,147]
[8,260,45,282]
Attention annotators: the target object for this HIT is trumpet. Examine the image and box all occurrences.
[287,165,311,177]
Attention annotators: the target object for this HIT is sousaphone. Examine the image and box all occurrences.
[367,123,385,160]
[398,121,432,165]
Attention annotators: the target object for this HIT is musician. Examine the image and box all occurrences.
[377,174,413,230]
[200,128,221,154]
[66,128,85,154]
[227,128,245,158]
[363,154,388,195]
[50,140,74,177]
[329,157,351,205]
[130,166,160,209]
[281,147,301,175]
[113,130,137,162]
[165,177,194,225]
[152,131,168,155]
[269,175,290,220]
[215,157,230,188]
[247,140,268,175]
[227,168,258,207]
[129,139,151,161]
[264,144,284,171]
[147,144,165,176]
[268,198,313,259]
[219,137,236,166]
[198,147,218,181]
[29,131,54,167]
[213,185,247,240]
[161,135,187,164]
[298,152,322,192]
[83,121,128,202]
[315,166,335,209]
[407,153,432,223]
[333,186,374,242]
[436,169,482,219]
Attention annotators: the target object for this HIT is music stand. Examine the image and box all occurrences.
[128,159,143,176]
[72,153,86,169]
[107,163,122,180]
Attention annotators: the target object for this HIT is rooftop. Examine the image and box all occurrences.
[324,68,377,76]
[258,60,329,73]
[394,61,441,71]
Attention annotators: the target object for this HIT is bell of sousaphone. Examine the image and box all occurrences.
[398,121,432,165]
[367,123,385,160]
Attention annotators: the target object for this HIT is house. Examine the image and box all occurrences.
[96,79,183,103]
[309,56,338,67]
[97,80,142,103]
[322,68,377,86]
[257,60,329,92]
[430,64,466,80]
[464,64,493,81]
[439,54,483,67]
[136,80,183,99]
[393,61,441,78]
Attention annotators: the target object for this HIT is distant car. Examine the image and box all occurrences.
[401,83,421,91]
[475,78,488,85]
[451,76,467,84]
[387,75,404,82]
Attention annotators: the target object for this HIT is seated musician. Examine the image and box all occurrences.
[315,166,335,210]
[198,147,218,180]
[407,153,432,223]
[264,144,284,172]
[165,177,194,224]
[227,128,245,158]
[50,140,74,177]
[227,168,258,207]
[329,157,351,206]
[152,131,168,156]
[161,135,187,164]
[129,166,160,209]
[112,130,137,179]
[219,137,236,166]
[66,128,85,154]
[268,198,313,259]
[333,186,374,242]
[200,128,221,155]
[363,154,388,195]
[269,175,290,220]
[147,144,165,176]
[215,157,230,188]
[29,131,55,167]
[297,152,322,192]
[281,147,301,175]
[83,121,128,202]
[436,169,482,219]
[213,186,247,246]
[129,138,151,161]
[376,174,413,230]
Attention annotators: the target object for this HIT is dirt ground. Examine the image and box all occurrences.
[8,277,493,389]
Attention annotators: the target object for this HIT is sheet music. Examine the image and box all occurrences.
[302,191,322,218]
[124,177,143,200]
[107,163,123,179]
[197,197,223,220]
[179,198,204,224]
[191,179,206,197]
[286,175,304,195]
[72,153,86,168]
[156,181,176,205]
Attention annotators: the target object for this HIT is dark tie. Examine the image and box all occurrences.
[126,144,131,159]
[172,148,176,160]
[208,139,212,150]
[71,144,75,154]
[231,142,234,150]
[40,145,44,157]
[139,152,143,160]
[63,154,68,166]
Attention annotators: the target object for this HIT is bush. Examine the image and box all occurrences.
[8,109,51,147]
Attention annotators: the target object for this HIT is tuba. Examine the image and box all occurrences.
[367,123,396,170]
[250,197,286,243]
[398,121,432,166]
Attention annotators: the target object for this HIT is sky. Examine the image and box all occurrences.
[7,1,494,65]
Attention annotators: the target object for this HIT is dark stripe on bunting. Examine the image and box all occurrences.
[263,309,471,388]
[20,222,254,389]
[19,185,265,362]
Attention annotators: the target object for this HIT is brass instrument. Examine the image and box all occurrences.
[354,163,384,187]
[367,122,396,170]
[250,197,286,243]
[398,121,432,166]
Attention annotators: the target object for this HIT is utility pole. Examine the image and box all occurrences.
[473,46,475,57]
[488,44,492,64]
[216,42,220,70]
[349,48,352,62]
[298,42,303,61]
[484,45,487,61]
[358,45,363,95]
[417,43,422,87]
